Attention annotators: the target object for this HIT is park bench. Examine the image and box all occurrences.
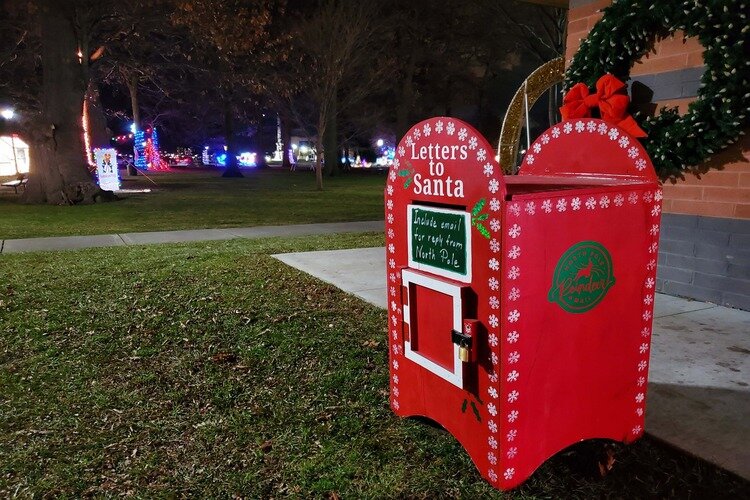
[1,177,28,194]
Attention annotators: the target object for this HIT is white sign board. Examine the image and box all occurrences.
[94,148,120,191]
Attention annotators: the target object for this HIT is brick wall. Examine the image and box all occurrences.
[565,0,750,309]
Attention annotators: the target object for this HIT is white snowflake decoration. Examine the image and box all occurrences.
[507,429,517,442]
[458,127,467,141]
[393,374,399,384]
[392,400,399,410]
[423,123,431,136]
[489,179,500,194]
[507,331,519,344]
[628,192,639,204]
[394,158,400,169]
[507,410,519,422]
[490,198,501,211]
[633,425,643,435]
[619,136,630,148]
[599,196,610,208]
[643,310,652,321]
[637,376,646,386]
[413,128,420,140]
[645,277,655,289]
[508,245,521,259]
[468,136,478,150]
[388,258,396,269]
[655,189,663,201]
[643,191,654,203]
[507,390,519,403]
[507,369,519,382]
[487,403,498,416]
[489,258,500,271]
[597,122,608,134]
[507,310,520,323]
[647,259,656,271]
[387,228,395,238]
[386,199,393,210]
[575,120,585,132]
[435,120,444,134]
[508,351,520,364]
[628,146,639,158]
[488,386,499,399]
[490,239,500,253]
[488,333,499,347]
[489,277,500,290]
[644,294,654,305]
[388,243,395,253]
[641,327,651,338]
[507,266,520,280]
[585,197,596,209]
[638,360,648,371]
[405,136,413,147]
[447,122,455,135]
[614,194,624,206]
[636,407,644,416]
[390,286,396,297]
[651,205,661,217]
[507,447,518,459]
[491,352,499,365]
[488,452,497,465]
[587,121,597,132]
[635,158,647,171]
[489,371,499,383]
[509,203,521,216]
[489,315,499,328]
[552,127,561,138]
[526,154,535,165]
[387,213,394,224]
[635,392,645,403]
[490,219,501,232]
[532,142,542,153]
[477,149,487,162]
[563,122,573,134]
[508,224,522,238]
[508,287,520,301]
[639,342,649,354]
[389,170,397,182]
[542,199,552,213]
[488,436,498,449]
[608,128,619,141]
[525,202,536,215]
[483,163,494,177]
[387,185,394,196]
[557,198,567,212]
[489,296,500,309]
[488,420,498,433]
[392,359,399,369]
[541,134,550,144]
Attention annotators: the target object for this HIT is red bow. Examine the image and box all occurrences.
[560,74,647,138]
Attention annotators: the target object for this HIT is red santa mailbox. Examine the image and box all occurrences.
[385,117,661,490]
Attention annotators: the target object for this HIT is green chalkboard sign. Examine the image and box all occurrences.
[409,205,470,280]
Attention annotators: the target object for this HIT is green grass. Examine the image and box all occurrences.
[1,235,748,498]
[0,169,386,239]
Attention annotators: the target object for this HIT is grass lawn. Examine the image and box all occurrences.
[1,235,749,498]
[0,168,386,239]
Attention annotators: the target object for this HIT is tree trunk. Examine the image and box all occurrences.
[85,82,110,150]
[21,0,111,205]
[125,71,139,176]
[396,44,417,138]
[315,114,324,190]
[222,98,243,178]
[281,112,292,170]
[323,94,338,177]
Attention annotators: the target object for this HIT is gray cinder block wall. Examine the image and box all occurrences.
[657,214,750,311]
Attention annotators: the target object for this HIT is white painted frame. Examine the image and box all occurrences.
[402,269,465,388]
[407,204,472,283]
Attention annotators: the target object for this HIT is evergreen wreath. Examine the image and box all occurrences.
[565,0,750,182]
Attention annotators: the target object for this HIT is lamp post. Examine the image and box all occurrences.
[1,108,19,176]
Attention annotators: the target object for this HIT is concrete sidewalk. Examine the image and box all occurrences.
[0,221,384,254]
[274,247,750,481]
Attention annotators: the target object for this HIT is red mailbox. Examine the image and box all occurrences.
[385,117,661,490]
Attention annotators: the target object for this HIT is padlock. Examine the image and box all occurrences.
[458,345,470,363]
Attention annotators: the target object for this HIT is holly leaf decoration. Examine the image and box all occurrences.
[472,198,486,216]
[474,213,488,221]
[461,399,468,413]
[398,169,411,177]
[475,223,491,240]
[404,178,412,188]
[470,401,481,422]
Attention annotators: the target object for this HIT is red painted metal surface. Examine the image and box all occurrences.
[385,118,661,490]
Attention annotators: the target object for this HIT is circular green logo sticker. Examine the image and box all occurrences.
[548,241,615,313]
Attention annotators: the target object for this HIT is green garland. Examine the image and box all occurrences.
[566,0,750,182]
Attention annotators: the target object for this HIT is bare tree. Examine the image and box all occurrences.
[296,0,391,190]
